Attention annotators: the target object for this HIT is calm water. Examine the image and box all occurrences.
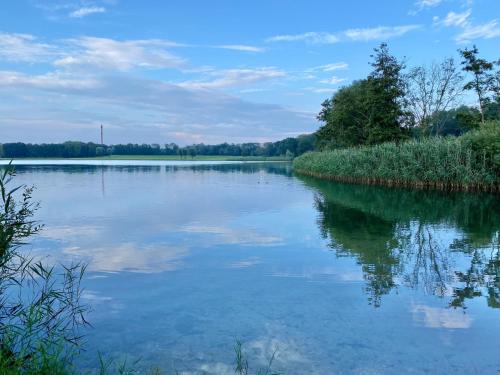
[10,162,500,374]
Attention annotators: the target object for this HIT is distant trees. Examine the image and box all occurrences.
[0,134,316,159]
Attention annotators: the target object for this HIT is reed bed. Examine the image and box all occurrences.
[294,126,500,192]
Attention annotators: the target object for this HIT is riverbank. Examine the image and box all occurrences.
[294,122,500,192]
[0,155,289,162]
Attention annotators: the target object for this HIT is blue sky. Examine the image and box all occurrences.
[0,0,499,144]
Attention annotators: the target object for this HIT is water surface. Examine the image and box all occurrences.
[11,162,500,374]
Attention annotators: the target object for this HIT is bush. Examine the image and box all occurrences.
[460,121,500,170]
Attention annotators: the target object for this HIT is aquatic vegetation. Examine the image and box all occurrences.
[294,121,500,191]
[0,164,88,373]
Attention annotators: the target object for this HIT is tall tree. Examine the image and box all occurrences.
[406,58,463,136]
[316,44,409,149]
[459,45,495,124]
[366,43,410,143]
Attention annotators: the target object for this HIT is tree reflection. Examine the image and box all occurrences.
[302,176,500,309]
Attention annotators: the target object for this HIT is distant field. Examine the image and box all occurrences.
[95,155,289,161]
[1,155,290,161]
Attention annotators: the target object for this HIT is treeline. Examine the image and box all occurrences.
[315,44,500,149]
[0,134,315,159]
[295,43,500,191]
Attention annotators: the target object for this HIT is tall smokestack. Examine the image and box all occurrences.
[100,124,104,145]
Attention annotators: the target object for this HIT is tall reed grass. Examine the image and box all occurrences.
[294,122,500,192]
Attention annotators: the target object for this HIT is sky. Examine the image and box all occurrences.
[0,0,499,145]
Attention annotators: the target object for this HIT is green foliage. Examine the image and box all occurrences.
[460,121,500,169]
[0,164,88,374]
[459,45,497,123]
[294,124,500,191]
[0,134,316,160]
[316,80,372,148]
[316,44,409,149]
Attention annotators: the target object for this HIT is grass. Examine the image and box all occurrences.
[294,122,500,192]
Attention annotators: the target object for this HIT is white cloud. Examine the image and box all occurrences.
[313,62,348,72]
[343,25,421,41]
[179,67,285,89]
[305,87,338,94]
[54,37,185,71]
[267,32,340,44]
[319,76,346,85]
[436,9,471,27]
[434,9,500,43]
[0,72,314,144]
[0,32,55,62]
[412,0,443,13]
[0,70,100,89]
[267,25,420,44]
[69,6,106,18]
[456,20,500,42]
[215,44,265,53]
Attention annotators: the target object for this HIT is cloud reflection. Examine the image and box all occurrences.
[411,304,473,329]
[62,243,189,273]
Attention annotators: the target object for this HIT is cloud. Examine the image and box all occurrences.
[319,76,346,85]
[0,72,314,144]
[0,33,186,70]
[214,44,265,53]
[0,70,100,89]
[267,25,420,44]
[54,37,185,71]
[311,62,348,72]
[267,32,340,44]
[411,0,443,14]
[434,9,500,43]
[0,32,55,62]
[343,25,421,41]
[416,0,443,7]
[179,67,285,89]
[69,6,106,18]
[435,9,471,27]
[0,32,311,144]
[305,87,338,94]
[456,20,500,42]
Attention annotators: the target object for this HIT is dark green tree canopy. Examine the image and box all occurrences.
[316,43,409,149]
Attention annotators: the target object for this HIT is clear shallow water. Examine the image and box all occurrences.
[11,162,500,374]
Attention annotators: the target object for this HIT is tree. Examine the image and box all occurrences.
[366,43,410,143]
[406,58,463,136]
[459,45,495,124]
[316,44,408,149]
[316,80,373,148]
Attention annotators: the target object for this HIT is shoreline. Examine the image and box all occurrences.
[294,168,500,193]
[0,155,289,161]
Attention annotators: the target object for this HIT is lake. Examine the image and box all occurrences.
[9,161,500,374]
